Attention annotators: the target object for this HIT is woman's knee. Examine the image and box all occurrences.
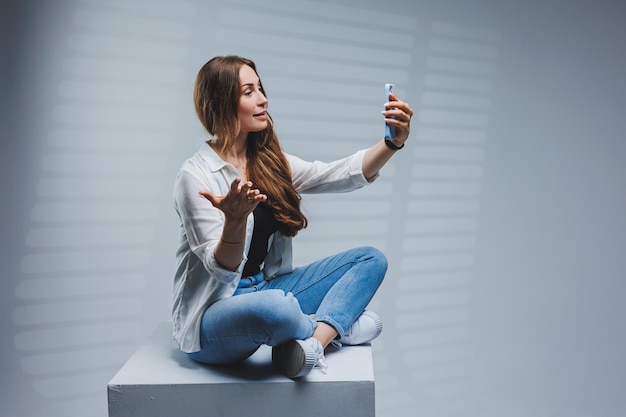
[357,246,388,273]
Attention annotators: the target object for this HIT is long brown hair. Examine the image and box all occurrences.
[193,56,307,237]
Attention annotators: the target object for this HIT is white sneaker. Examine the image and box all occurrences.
[272,337,327,378]
[337,311,383,346]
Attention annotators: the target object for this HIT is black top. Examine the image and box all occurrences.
[242,203,280,277]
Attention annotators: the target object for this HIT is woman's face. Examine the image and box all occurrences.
[237,64,268,136]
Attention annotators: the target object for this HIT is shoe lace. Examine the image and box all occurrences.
[312,340,328,373]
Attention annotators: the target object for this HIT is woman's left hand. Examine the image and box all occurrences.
[362,93,414,179]
[383,92,414,143]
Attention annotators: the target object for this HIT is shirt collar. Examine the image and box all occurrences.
[197,140,229,173]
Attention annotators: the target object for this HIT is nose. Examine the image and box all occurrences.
[258,92,268,106]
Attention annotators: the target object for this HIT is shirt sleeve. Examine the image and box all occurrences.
[287,149,379,194]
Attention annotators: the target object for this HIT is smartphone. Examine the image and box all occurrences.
[384,83,396,140]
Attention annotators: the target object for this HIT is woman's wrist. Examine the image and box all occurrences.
[384,138,405,150]
[221,218,247,244]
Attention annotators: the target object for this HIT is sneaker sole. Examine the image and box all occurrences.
[339,310,383,345]
[272,340,316,378]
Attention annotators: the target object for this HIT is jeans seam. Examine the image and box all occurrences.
[320,267,355,336]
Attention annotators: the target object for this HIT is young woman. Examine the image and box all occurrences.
[173,55,413,378]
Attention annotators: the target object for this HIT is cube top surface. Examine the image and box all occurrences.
[108,322,375,386]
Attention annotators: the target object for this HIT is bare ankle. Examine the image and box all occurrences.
[312,322,339,349]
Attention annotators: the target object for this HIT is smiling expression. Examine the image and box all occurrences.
[237,64,268,138]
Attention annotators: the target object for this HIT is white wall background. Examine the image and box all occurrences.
[2,0,625,416]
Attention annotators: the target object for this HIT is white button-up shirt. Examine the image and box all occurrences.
[172,141,377,352]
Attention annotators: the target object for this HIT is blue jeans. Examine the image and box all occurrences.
[187,246,387,365]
